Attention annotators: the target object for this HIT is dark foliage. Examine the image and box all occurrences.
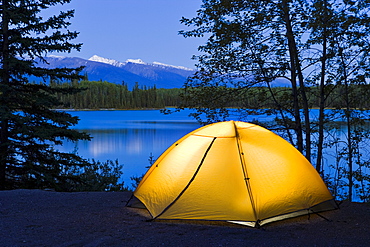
[0,0,118,190]
[50,80,184,109]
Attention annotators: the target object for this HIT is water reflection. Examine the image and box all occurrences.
[58,121,200,187]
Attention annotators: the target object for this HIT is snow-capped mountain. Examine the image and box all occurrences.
[88,55,194,71]
[125,58,147,65]
[152,61,194,71]
[88,55,127,67]
[32,55,196,89]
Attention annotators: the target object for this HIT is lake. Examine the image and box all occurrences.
[57,109,202,188]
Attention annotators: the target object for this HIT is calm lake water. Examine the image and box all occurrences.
[58,109,202,187]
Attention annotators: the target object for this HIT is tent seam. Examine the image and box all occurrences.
[153,137,217,220]
[233,122,259,223]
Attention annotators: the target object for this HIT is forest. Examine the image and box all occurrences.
[50,80,370,110]
[50,80,182,109]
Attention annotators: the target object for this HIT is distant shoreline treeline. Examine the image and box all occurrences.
[50,80,370,110]
[50,80,182,109]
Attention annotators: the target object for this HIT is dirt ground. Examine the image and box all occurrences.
[0,189,369,247]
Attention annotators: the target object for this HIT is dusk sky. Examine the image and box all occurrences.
[45,0,205,69]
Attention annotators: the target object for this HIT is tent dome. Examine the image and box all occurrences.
[128,121,337,227]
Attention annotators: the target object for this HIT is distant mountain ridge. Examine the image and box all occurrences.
[88,55,194,72]
[31,55,290,89]
[33,55,196,89]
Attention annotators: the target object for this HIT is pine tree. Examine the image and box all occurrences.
[0,0,91,190]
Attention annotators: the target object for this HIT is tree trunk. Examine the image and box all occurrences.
[346,107,353,202]
[282,0,304,153]
[0,120,9,190]
[316,26,328,175]
[0,0,10,189]
[339,47,353,202]
[296,52,311,162]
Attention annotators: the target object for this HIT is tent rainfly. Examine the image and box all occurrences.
[127,121,338,227]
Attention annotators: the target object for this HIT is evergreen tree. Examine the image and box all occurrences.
[0,0,91,189]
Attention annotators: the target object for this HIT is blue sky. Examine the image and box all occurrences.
[45,0,204,68]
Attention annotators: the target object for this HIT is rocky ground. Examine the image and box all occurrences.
[1,189,369,247]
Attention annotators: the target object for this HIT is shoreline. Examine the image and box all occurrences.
[54,107,168,111]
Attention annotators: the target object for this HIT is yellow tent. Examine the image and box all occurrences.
[128,121,338,227]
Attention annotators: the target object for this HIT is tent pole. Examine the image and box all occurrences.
[233,122,259,223]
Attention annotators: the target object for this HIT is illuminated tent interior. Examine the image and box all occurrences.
[127,121,338,227]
